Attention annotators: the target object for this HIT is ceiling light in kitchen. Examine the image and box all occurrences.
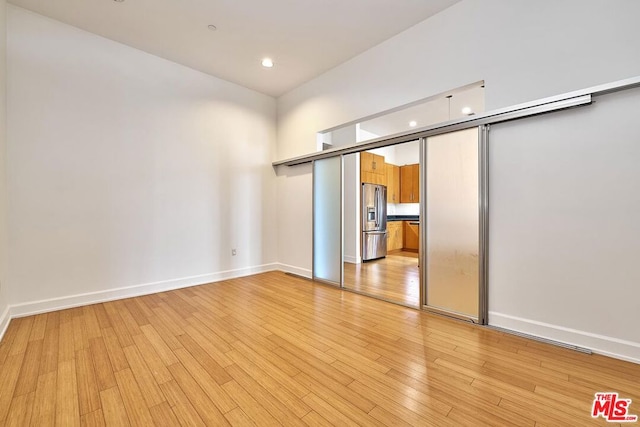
[409,121,417,127]
[461,106,473,115]
[261,58,274,68]
[207,25,217,31]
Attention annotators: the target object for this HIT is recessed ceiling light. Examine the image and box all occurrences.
[409,121,417,127]
[207,24,217,31]
[261,58,274,68]
[461,107,473,115]
[113,0,124,2]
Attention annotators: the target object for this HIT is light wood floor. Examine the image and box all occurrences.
[343,251,420,307]
[0,271,638,426]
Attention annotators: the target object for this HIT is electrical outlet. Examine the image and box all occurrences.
[231,249,237,256]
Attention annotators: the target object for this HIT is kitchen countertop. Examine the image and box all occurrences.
[387,215,419,222]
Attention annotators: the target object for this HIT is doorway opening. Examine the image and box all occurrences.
[312,82,487,320]
[342,140,421,307]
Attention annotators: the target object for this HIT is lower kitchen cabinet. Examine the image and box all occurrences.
[403,221,419,251]
[387,221,403,251]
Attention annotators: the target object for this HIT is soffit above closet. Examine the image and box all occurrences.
[9,0,461,97]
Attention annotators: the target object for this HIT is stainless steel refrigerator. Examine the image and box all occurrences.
[362,183,387,261]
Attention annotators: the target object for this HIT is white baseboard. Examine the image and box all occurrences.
[7,267,636,366]
[343,255,361,264]
[0,263,323,342]
[275,263,312,279]
[489,311,640,364]
[0,304,10,343]
[5,263,280,326]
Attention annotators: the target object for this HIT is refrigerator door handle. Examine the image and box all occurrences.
[378,185,383,226]
[374,186,379,228]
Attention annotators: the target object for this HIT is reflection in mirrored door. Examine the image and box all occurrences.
[424,128,480,320]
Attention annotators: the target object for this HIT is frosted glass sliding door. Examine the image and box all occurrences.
[313,157,342,285]
[425,128,480,319]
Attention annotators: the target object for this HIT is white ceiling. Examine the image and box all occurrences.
[8,0,461,97]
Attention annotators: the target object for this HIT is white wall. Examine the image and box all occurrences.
[343,154,360,264]
[277,0,640,161]
[6,6,277,314]
[276,163,312,277]
[275,0,640,361]
[393,141,419,167]
[489,87,640,363]
[327,125,357,149]
[0,0,8,335]
[355,126,379,144]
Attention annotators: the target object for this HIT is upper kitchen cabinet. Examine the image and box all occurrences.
[361,151,386,185]
[385,163,400,203]
[400,164,420,203]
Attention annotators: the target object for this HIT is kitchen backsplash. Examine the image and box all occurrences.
[387,203,419,216]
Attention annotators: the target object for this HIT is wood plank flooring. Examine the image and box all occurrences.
[343,251,420,307]
[0,271,639,426]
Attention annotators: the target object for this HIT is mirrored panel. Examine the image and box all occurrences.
[425,128,479,318]
[313,156,342,285]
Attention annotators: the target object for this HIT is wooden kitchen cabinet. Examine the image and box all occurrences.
[360,151,386,185]
[385,163,400,203]
[361,151,384,173]
[400,164,420,203]
[403,221,419,251]
[387,221,403,251]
